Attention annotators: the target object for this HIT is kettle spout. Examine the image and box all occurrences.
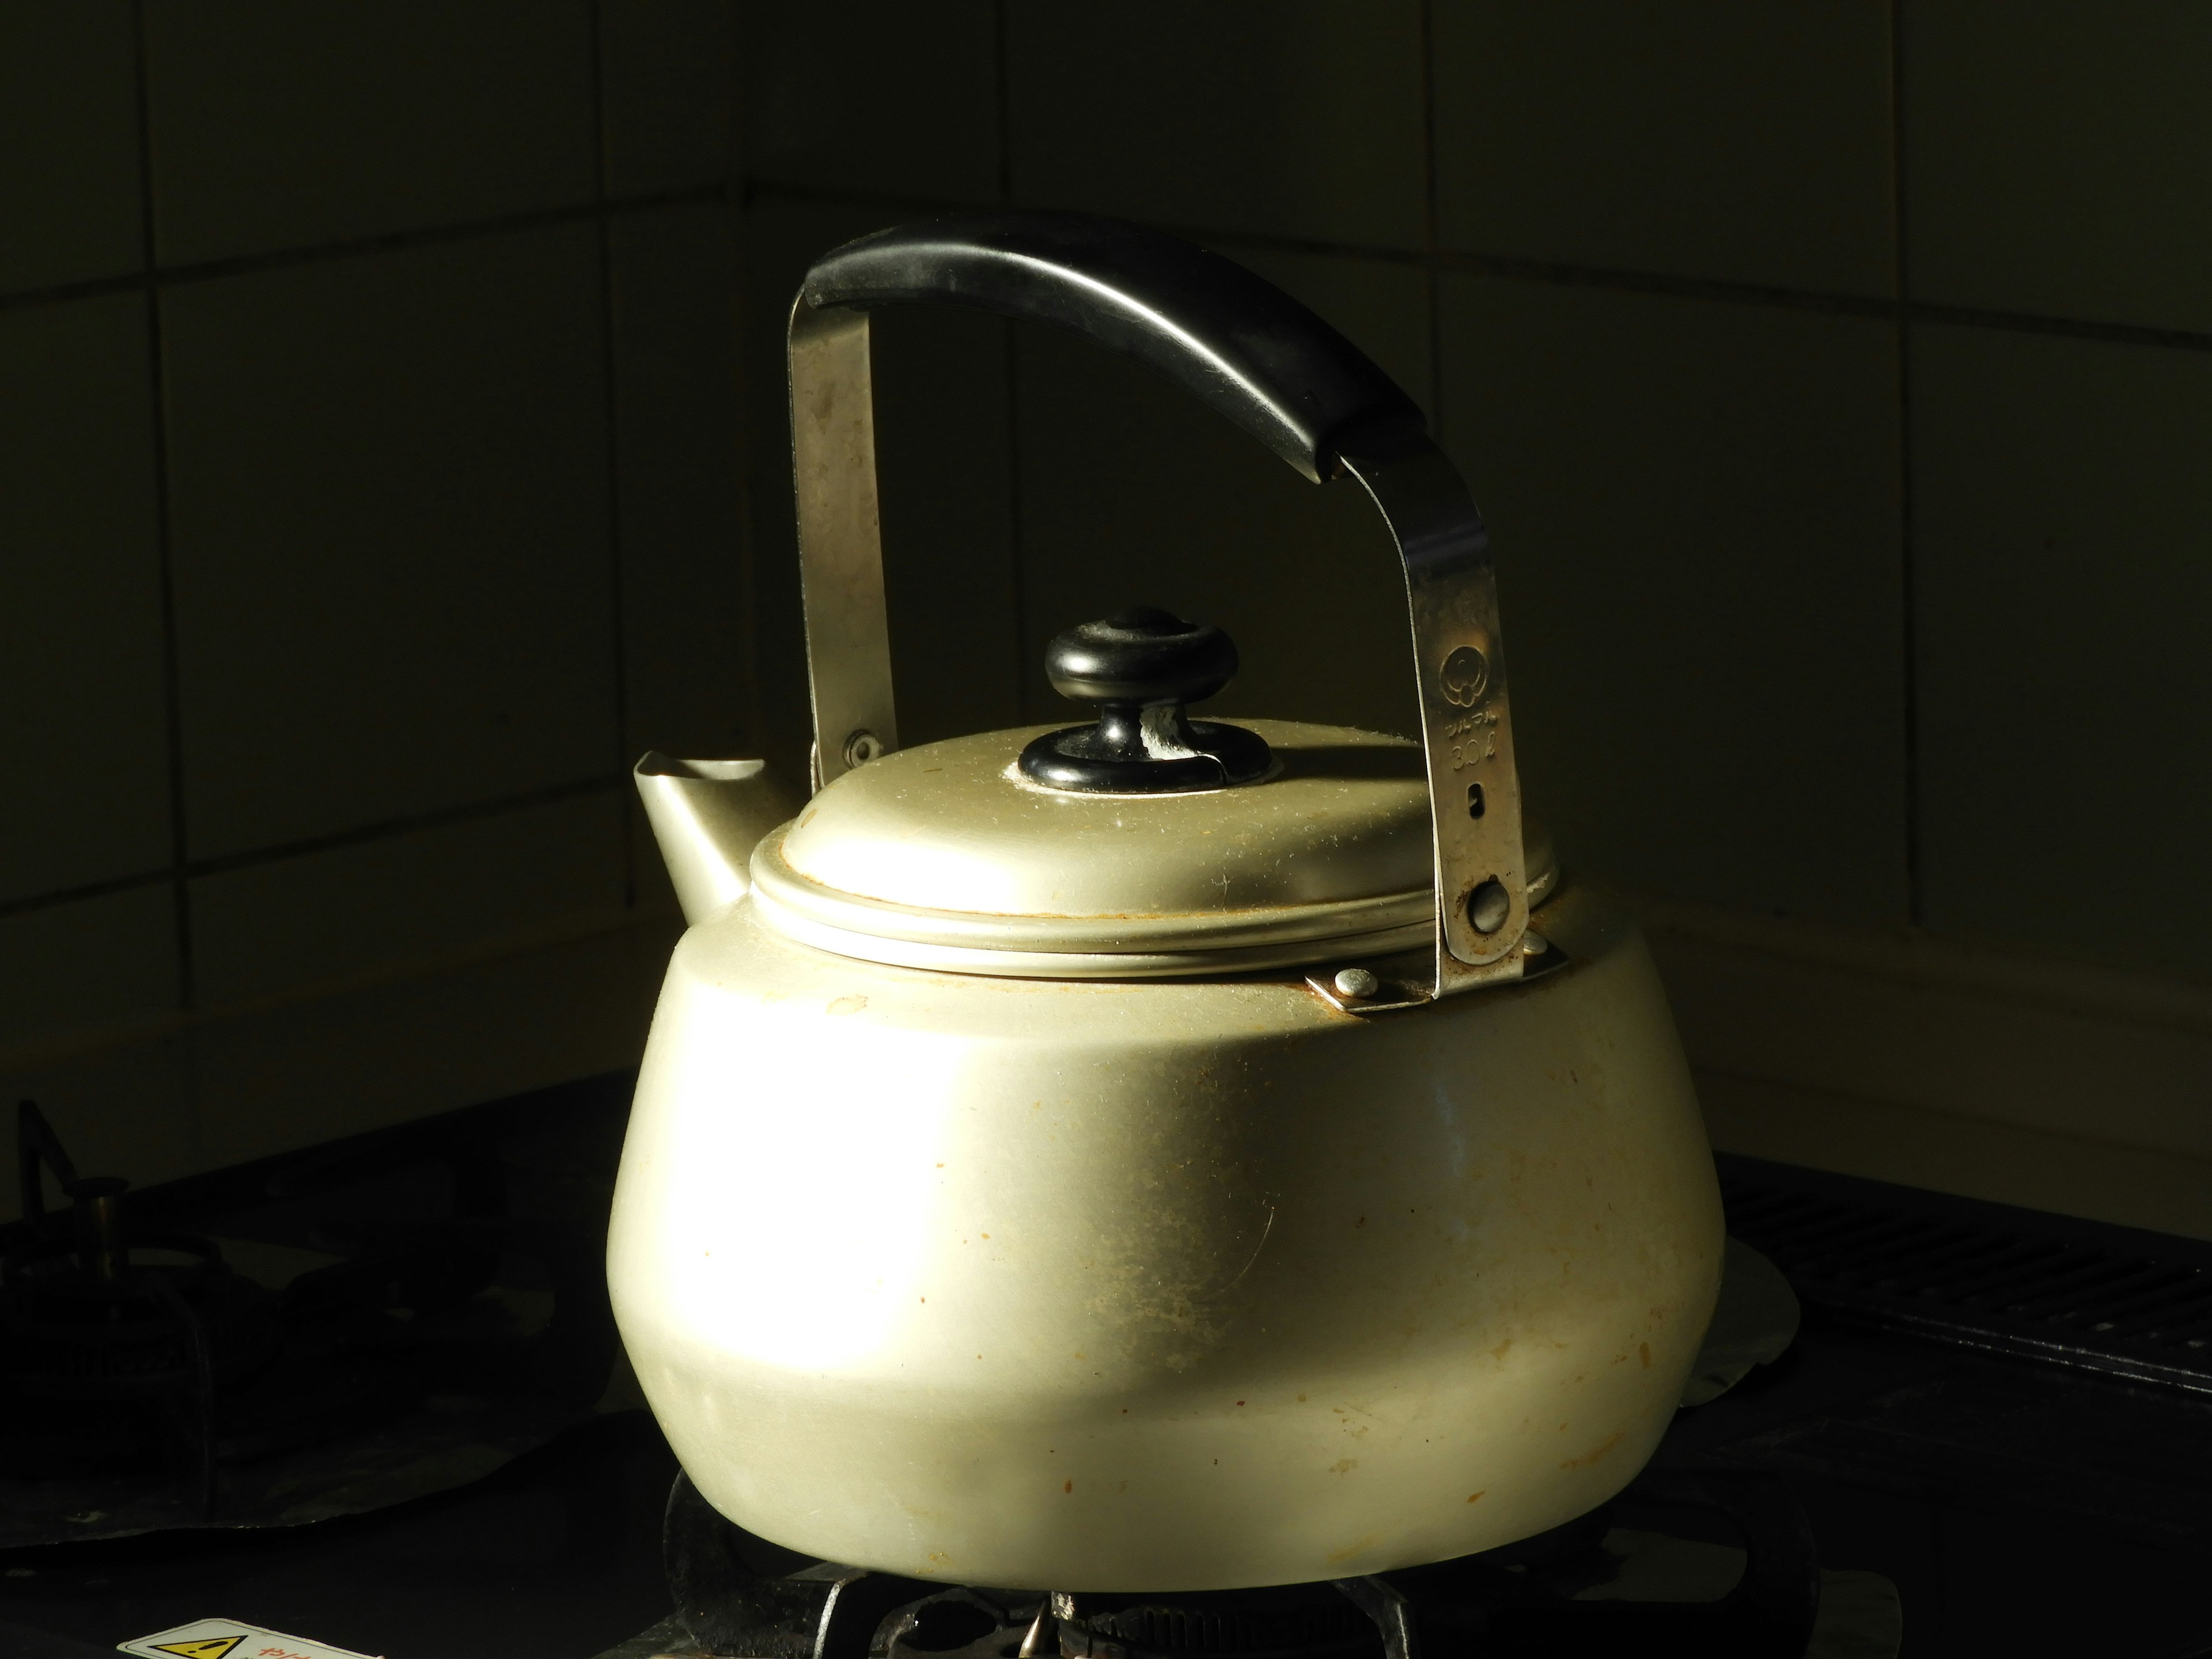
[635,753,802,925]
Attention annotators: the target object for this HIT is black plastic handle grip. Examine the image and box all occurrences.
[803,211,1426,483]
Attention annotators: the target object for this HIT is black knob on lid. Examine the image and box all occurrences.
[1021,607,1274,794]
[1044,607,1237,706]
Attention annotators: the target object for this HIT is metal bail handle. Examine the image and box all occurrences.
[786,211,1528,993]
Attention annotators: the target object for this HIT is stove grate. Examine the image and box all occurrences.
[1717,1156,2212,1395]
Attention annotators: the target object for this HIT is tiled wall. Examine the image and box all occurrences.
[737,1,2212,1229]
[739,0,2212,975]
[738,3,2212,946]
[1,2,740,1208]
[8,3,2211,1224]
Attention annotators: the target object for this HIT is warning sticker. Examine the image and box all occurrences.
[117,1618,382,1659]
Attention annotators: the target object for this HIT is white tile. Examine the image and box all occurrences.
[744,0,1001,205]
[145,0,596,263]
[163,227,621,859]
[0,886,179,1052]
[0,294,172,903]
[1912,324,2212,978]
[611,205,752,764]
[601,0,738,195]
[191,919,670,1168]
[1906,2,2212,332]
[0,2,143,296]
[1437,275,1908,923]
[1009,0,1427,250]
[190,793,628,1006]
[1435,1,1896,296]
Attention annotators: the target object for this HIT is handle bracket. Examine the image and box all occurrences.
[789,300,897,793]
[1340,434,1528,984]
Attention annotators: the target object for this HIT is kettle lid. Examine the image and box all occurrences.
[748,611,1555,980]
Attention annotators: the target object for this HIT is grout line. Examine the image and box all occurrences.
[0,777,631,927]
[0,185,725,316]
[181,777,626,881]
[1,903,672,1082]
[128,0,195,1014]
[731,179,772,765]
[989,0,1031,721]
[0,866,180,926]
[1416,0,1445,430]
[1892,0,1923,929]
[1899,298,2212,352]
[1430,246,1899,322]
[729,165,783,760]
[730,201,766,769]
[725,0,767,767]
[726,180,2212,357]
[588,0,638,910]
[990,0,1016,206]
[1410,252,2212,354]
[1001,314,1031,722]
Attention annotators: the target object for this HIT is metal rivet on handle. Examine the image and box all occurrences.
[1332,967,1381,999]
[1467,878,1510,934]
[843,729,884,768]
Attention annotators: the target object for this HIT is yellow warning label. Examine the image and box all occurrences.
[120,1615,377,1659]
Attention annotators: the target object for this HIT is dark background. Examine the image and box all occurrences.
[4,2,2210,1234]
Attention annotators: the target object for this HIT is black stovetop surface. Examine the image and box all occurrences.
[1659,1320,2212,1657]
[7,1320,2206,1658]
[0,1410,679,1656]
[2,1089,2208,1658]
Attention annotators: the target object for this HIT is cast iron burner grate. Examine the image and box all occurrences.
[1075,1588,1374,1658]
[1717,1154,2212,1396]
[0,1099,615,1524]
[659,1467,1824,1659]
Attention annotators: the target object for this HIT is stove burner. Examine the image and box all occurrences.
[0,1103,295,1508]
[0,1211,279,1397]
[1064,1584,1378,1659]
[0,1100,616,1525]
[660,1467,1823,1659]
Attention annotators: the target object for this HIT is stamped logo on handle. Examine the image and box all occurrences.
[1440,645,1490,708]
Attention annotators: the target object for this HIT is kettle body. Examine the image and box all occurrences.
[608,876,1718,1590]
[608,211,1725,1593]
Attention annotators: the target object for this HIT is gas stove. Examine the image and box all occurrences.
[0,1086,623,1553]
[2,1080,2210,1658]
[593,1150,2212,1659]
[622,1461,1853,1659]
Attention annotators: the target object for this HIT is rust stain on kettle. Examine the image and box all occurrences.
[1559,1430,1623,1471]
[827,994,868,1015]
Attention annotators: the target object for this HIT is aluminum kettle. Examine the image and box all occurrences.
[609,213,1722,1592]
